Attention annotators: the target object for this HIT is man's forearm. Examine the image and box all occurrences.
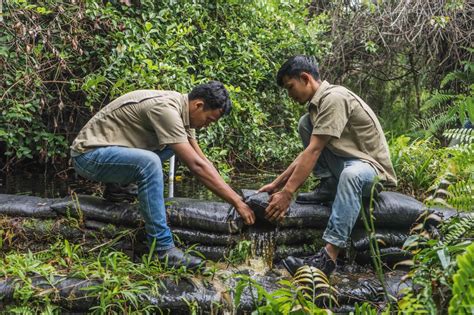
[272,153,303,189]
[190,159,243,206]
[283,134,330,194]
[283,149,320,194]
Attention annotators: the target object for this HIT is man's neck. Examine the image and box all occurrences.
[308,79,322,101]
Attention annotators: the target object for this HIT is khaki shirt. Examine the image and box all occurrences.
[71,90,195,155]
[309,81,397,186]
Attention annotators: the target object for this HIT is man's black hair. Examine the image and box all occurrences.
[189,81,232,115]
[276,55,320,87]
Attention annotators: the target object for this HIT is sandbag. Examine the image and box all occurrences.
[172,227,239,246]
[273,244,321,262]
[166,198,243,234]
[51,195,142,226]
[243,190,331,229]
[244,189,444,230]
[351,228,409,251]
[355,247,412,267]
[0,194,56,218]
[275,228,324,245]
[245,226,324,246]
[0,276,100,311]
[369,191,426,228]
[0,275,220,313]
[192,245,228,261]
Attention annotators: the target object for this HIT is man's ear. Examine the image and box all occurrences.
[195,99,205,111]
[190,99,205,112]
[300,72,312,85]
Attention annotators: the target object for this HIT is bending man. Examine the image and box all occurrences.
[71,81,255,270]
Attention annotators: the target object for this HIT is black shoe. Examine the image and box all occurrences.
[296,177,338,204]
[156,247,204,271]
[103,183,138,202]
[282,248,336,277]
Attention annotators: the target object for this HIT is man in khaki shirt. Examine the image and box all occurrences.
[259,56,396,276]
[71,81,255,270]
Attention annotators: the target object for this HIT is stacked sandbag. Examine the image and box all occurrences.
[243,189,459,265]
[243,189,331,262]
[0,191,460,265]
[351,228,412,267]
[165,198,245,261]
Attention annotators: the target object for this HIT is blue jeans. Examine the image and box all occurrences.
[299,114,377,248]
[72,146,175,251]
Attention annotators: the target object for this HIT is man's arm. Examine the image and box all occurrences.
[265,134,331,222]
[188,138,214,168]
[170,142,255,225]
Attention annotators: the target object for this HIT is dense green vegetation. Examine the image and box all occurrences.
[1,0,329,169]
[1,0,473,314]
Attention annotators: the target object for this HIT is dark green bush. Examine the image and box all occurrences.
[1,0,330,170]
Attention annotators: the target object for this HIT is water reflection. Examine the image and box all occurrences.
[0,169,277,200]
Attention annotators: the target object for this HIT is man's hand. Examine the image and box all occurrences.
[264,189,293,223]
[235,201,256,225]
[259,182,277,194]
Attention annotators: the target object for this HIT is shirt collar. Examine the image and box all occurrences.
[181,93,191,128]
[308,80,331,108]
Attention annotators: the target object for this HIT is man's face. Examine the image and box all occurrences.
[190,105,224,129]
[281,75,314,104]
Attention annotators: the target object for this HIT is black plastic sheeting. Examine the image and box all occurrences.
[0,194,56,218]
[0,276,221,313]
[232,268,410,313]
[351,228,410,251]
[166,198,243,234]
[333,270,410,306]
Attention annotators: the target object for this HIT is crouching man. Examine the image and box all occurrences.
[259,56,396,276]
[71,81,255,270]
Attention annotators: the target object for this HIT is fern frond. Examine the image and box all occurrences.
[440,70,474,88]
[447,180,474,211]
[442,215,474,245]
[421,92,456,112]
[443,128,474,144]
[411,112,457,131]
[448,242,474,315]
[293,265,339,306]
